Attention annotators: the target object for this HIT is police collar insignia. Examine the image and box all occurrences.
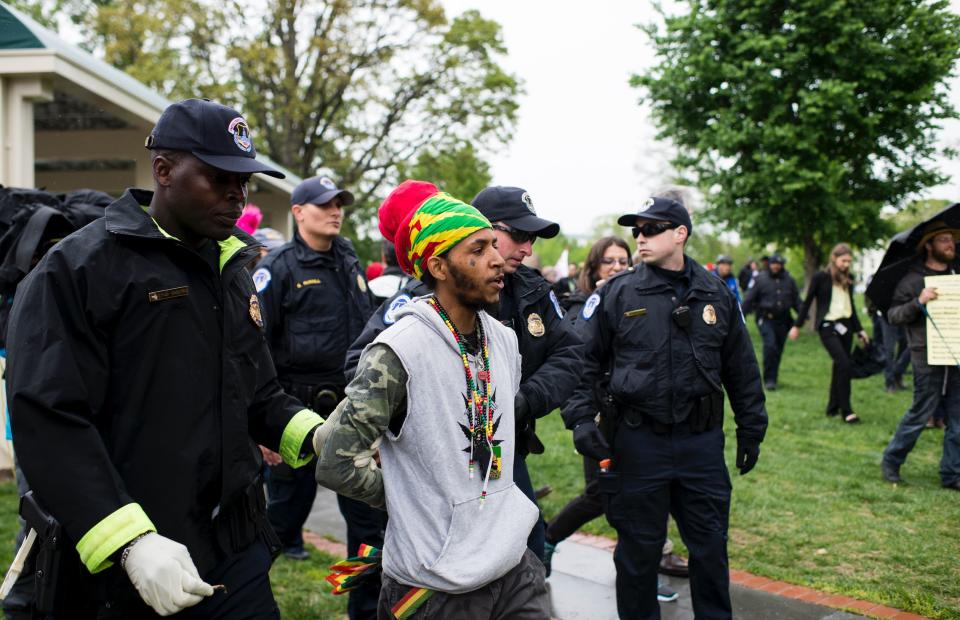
[357,274,368,293]
[228,117,253,152]
[582,292,601,320]
[249,294,264,327]
[702,304,717,325]
[521,192,535,214]
[384,294,410,325]
[527,313,545,337]
[549,289,563,318]
[252,267,271,293]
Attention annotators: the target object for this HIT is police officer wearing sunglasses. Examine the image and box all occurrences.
[563,195,768,620]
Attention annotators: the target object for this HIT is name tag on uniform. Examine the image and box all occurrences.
[148,286,189,303]
[623,308,647,318]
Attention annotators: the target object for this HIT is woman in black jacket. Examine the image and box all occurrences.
[789,243,870,423]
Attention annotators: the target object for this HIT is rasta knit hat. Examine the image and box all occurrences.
[378,180,492,280]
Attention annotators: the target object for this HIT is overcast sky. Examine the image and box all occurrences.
[440,0,960,238]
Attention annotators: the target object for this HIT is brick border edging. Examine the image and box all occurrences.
[566,533,931,620]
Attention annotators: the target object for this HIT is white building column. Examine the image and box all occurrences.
[0,76,53,188]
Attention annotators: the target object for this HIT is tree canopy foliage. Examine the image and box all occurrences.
[19,0,519,255]
[633,0,960,281]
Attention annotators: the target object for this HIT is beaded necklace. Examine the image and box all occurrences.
[427,296,498,505]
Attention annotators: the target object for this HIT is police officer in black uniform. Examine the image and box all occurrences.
[6,99,323,618]
[252,176,378,615]
[345,185,584,561]
[564,196,768,620]
[742,254,801,390]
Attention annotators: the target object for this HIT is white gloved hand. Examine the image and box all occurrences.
[352,436,383,471]
[122,532,215,616]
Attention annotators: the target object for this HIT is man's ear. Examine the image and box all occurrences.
[426,255,447,282]
[153,155,175,187]
[291,204,303,222]
[675,225,689,244]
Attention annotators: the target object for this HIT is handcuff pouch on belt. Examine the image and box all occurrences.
[689,391,724,433]
[214,474,281,558]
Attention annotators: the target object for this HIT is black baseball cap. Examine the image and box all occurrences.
[617,196,693,235]
[769,254,786,265]
[471,186,560,239]
[145,99,284,178]
[291,176,355,207]
[716,254,733,264]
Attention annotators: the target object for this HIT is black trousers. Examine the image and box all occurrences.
[513,454,545,559]
[818,320,854,415]
[265,462,318,551]
[605,424,731,620]
[758,317,791,384]
[337,495,387,620]
[545,457,602,544]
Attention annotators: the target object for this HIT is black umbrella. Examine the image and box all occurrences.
[865,202,960,314]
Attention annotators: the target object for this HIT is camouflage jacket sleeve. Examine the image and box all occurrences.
[314,343,407,509]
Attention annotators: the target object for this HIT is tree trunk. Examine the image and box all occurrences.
[802,235,821,331]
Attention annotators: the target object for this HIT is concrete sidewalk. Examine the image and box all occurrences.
[304,488,903,619]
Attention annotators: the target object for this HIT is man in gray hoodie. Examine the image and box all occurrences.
[315,180,549,619]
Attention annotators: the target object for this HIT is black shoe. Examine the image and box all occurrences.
[764,381,777,391]
[943,480,960,492]
[881,461,902,484]
[885,384,898,393]
[283,547,310,560]
[534,485,553,501]
[659,553,689,577]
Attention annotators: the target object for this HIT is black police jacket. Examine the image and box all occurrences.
[562,257,767,443]
[6,189,311,577]
[256,231,376,387]
[741,269,801,321]
[343,277,432,382]
[345,265,583,427]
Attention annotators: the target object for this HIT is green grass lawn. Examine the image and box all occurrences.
[0,320,955,619]
[534,319,960,620]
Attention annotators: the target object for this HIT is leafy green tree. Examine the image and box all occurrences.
[633,0,960,284]
[33,0,520,248]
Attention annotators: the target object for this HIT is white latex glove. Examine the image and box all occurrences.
[122,532,215,616]
[353,436,383,471]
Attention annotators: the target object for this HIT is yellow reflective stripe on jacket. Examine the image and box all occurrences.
[280,409,324,468]
[149,215,247,274]
[76,503,156,574]
[217,236,247,273]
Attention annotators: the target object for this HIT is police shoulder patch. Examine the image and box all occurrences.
[549,290,563,318]
[252,268,271,293]
[384,294,411,325]
[581,292,601,320]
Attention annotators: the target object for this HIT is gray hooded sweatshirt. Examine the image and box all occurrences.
[375,299,538,594]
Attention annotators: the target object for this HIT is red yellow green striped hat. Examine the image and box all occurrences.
[378,180,492,280]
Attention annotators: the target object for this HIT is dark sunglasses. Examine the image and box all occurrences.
[632,222,679,238]
[491,224,536,244]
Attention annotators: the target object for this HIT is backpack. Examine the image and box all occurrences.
[0,185,113,348]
